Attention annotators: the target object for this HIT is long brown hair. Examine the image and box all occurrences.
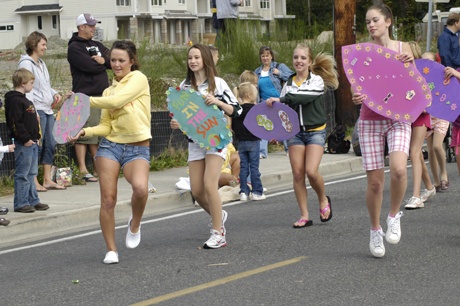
[186,43,218,94]
[111,40,140,71]
[295,43,339,90]
[367,1,394,39]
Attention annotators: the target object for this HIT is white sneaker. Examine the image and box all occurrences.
[126,216,141,249]
[208,210,228,235]
[203,229,227,249]
[103,251,119,264]
[221,210,228,235]
[240,193,248,201]
[386,211,403,244]
[420,187,436,203]
[252,193,266,201]
[404,196,424,210]
[369,228,385,258]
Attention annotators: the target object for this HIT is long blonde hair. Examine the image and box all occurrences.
[295,43,339,90]
[235,82,258,104]
[408,41,422,59]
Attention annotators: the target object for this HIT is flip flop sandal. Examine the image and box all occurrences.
[320,196,333,223]
[440,180,449,191]
[0,207,8,215]
[293,219,313,228]
[84,173,98,182]
[43,185,67,190]
[0,218,10,226]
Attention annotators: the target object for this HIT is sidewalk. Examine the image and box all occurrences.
[0,151,363,247]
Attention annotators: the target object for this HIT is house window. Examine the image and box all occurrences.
[116,0,131,6]
[260,0,269,9]
[178,0,185,4]
[37,16,42,30]
[245,0,251,6]
[52,15,57,29]
[152,0,163,5]
[0,25,14,31]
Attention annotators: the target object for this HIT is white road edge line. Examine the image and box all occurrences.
[0,169,391,256]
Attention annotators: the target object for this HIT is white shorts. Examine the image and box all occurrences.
[187,142,228,162]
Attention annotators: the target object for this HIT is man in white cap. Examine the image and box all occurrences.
[67,14,111,183]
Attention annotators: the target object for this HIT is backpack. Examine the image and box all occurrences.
[327,124,351,154]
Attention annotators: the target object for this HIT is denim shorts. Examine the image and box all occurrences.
[96,138,150,168]
[287,129,326,147]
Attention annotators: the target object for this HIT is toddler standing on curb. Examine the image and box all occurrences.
[232,82,265,201]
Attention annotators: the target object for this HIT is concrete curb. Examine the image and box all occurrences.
[0,155,363,248]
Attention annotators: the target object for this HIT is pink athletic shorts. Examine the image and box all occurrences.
[358,119,411,171]
[425,117,449,138]
[412,112,431,129]
[451,125,460,148]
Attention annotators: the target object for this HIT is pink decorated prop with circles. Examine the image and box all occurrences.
[52,93,90,144]
[414,59,460,122]
[342,43,432,123]
[243,102,300,141]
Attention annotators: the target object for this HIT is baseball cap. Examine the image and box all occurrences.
[76,13,101,26]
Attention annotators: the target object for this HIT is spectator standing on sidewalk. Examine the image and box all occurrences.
[69,41,151,264]
[437,13,460,69]
[266,43,338,228]
[215,0,242,47]
[68,13,111,183]
[352,2,413,258]
[170,44,242,249]
[0,137,15,225]
[18,31,64,191]
[5,69,49,213]
[255,46,293,158]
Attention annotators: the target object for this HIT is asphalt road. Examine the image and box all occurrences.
[1,163,459,306]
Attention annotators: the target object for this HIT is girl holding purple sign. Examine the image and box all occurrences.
[266,43,338,229]
[170,43,242,249]
[403,42,436,210]
[352,2,414,258]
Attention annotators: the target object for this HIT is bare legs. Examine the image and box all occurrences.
[367,151,407,229]
[288,144,328,225]
[189,155,224,232]
[76,143,98,176]
[426,132,448,187]
[410,126,433,198]
[96,157,149,252]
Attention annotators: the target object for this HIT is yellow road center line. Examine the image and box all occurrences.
[131,256,306,306]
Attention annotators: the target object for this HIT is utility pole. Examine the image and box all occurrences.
[334,0,357,127]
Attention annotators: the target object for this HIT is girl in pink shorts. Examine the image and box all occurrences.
[352,3,414,258]
[404,112,436,209]
[404,42,436,209]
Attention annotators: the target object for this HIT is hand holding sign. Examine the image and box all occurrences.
[52,93,90,144]
[166,87,232,150]
[342,43,431,123]
[243,102,300,141]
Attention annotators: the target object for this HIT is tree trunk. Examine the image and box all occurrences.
[333,0,358,128]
